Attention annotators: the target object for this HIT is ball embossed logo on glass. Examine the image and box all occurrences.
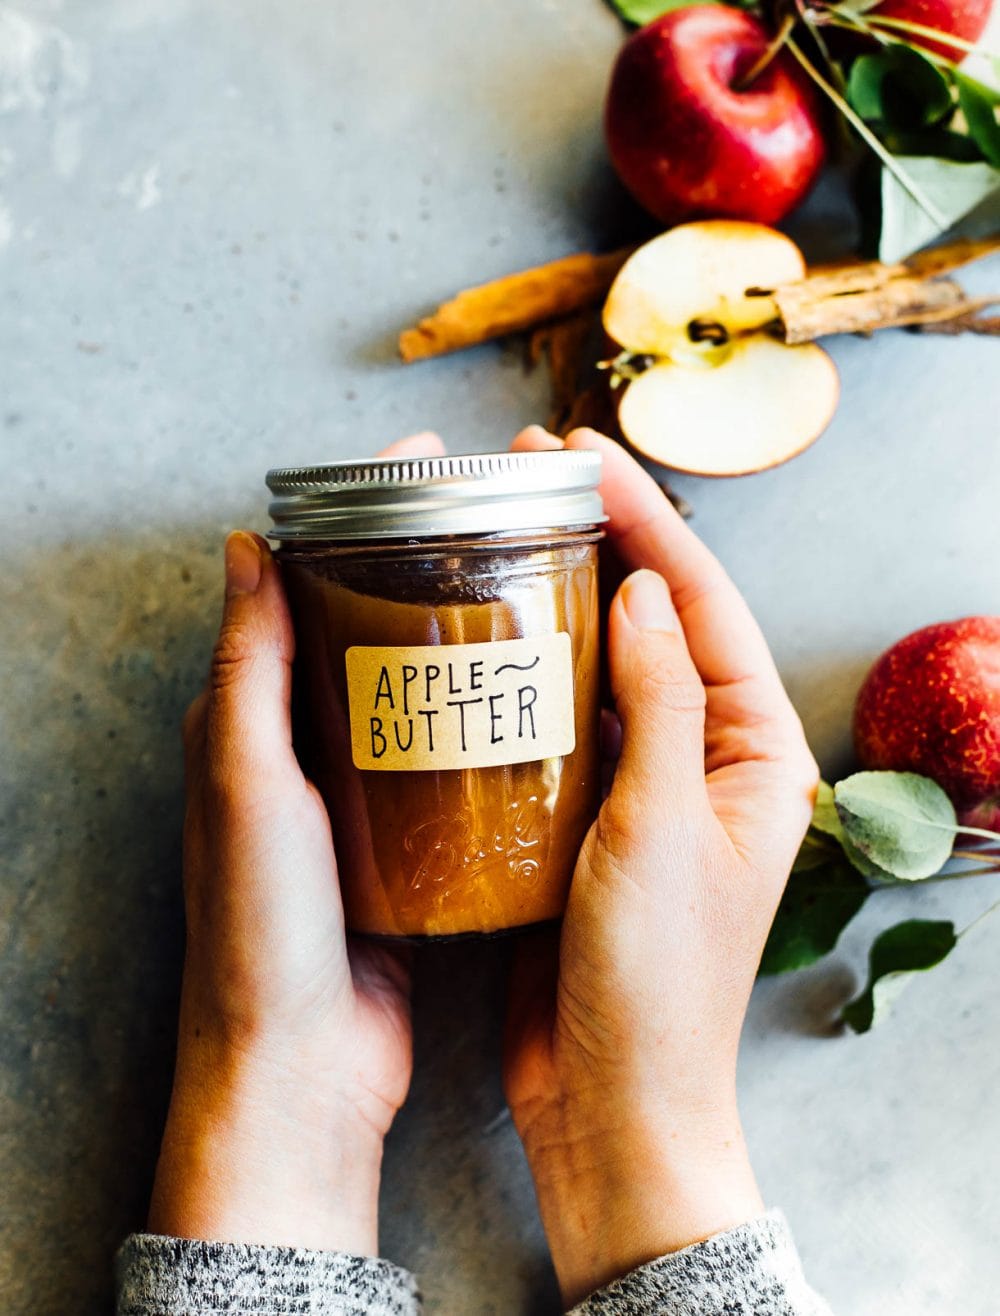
[404,795,543,891]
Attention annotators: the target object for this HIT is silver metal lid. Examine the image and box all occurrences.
[266,450,605,541]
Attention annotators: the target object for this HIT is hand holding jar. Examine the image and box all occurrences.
[503,426,819,1307]
[146,426,818,1304]
[145,436,446,1256]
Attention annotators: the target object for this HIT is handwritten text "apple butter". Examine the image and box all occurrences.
[345,634,576,771]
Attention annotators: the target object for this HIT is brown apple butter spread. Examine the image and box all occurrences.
[266,452,604,939]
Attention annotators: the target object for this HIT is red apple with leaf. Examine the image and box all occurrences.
[761,618,1000,1024]
[866,0,992,62]
[854,618,1000,830]
[605,6,826,226]
[605,0,998,257]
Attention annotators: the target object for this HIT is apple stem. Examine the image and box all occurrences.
[597,350,653,389]
[928,863,1000,881]
[797,14,847,93]
[955,824,1000,843]
[960,893,1000,939]
[734,12,798,91]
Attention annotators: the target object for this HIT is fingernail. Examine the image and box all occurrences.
[621,569,678,633]
[225,531,262,598]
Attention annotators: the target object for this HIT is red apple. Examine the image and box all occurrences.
[867,0,992,62]
[854,618,1000,830]
[605,6,826,227]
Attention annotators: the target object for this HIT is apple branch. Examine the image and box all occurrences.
[960,894,1000,936]
[860,14,997,59]
[797,13,848,91]
[786,36,949,229]
[924,864,1000,880]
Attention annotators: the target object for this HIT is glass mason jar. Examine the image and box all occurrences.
[266,451,605,940]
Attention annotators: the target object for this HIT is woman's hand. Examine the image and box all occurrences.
[148,433,444,1255]
[503,427,819,1308]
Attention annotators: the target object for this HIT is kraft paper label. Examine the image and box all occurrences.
[345,634,576,771]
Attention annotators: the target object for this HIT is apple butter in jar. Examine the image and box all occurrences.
[266,451,604,939]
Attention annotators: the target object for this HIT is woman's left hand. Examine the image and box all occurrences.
[149,432,444,1255]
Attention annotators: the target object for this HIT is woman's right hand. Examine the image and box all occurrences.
[503,427,819,1309]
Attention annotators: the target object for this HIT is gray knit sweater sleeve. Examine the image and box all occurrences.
[115,1212,830,1314]
[114,1235,421,1315]
[569,1212,831,1315]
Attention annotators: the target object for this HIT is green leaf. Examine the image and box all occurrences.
[808,779,898,882]
[606,0,715,23]
[847,47,954,131]
[879,155,1000,261]
[957,73,1000,167]
[847,56,886,121]
[760,857,870,975]
[811,780,845,842]
[841,919,958,1032]
[953,69,1000,107]
[881,127,984,163]
[834,771,957,880]
[841,834,900,883]
[792,831,838,873]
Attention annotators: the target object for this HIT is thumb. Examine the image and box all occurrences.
[205,531,298,787]
[607,569,708,822]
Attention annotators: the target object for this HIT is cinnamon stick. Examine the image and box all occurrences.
[399,247,635,362]
[760,233,1000,343]
[400,232,1000,363]
[905,233,1000,279]
[771,274,971,343]
[912,306,1000,336]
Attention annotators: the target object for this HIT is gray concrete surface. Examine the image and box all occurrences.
[3,2,1000,1313]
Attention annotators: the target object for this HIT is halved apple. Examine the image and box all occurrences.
[618,335,839,477]
[602,220,839,476]
[603,221,805,357]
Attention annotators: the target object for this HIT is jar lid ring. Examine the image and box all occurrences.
[266,449,606,542]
